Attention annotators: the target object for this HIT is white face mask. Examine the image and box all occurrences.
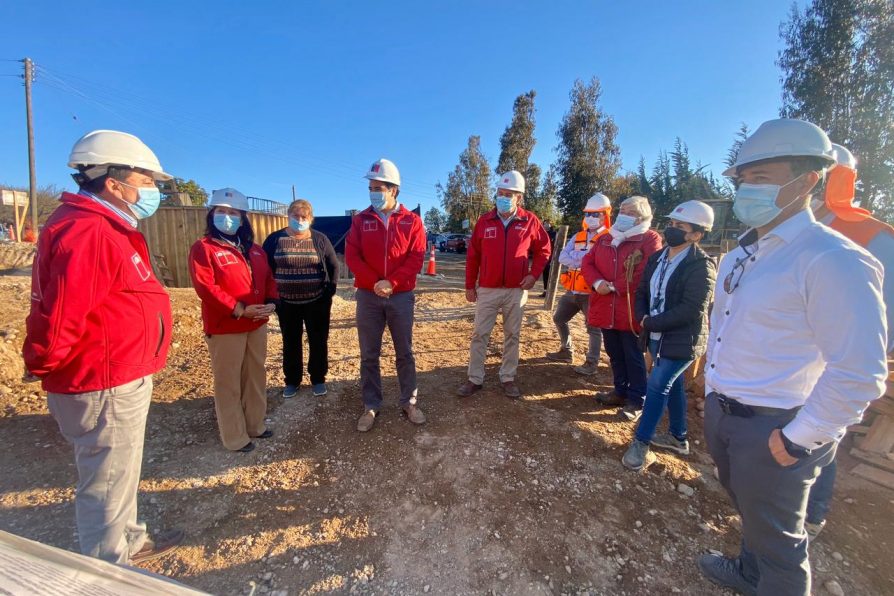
[584,215,603,230]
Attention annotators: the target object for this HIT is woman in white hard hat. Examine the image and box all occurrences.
[189,189,278,452]
[620,200,717,471]
[262,199,339,399]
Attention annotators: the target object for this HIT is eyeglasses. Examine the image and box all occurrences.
[723,244,756,294]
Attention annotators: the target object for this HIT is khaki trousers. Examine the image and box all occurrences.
[205,325,268,450]
[467,287,527,384]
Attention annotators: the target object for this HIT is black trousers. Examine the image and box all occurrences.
[277,295,332,386]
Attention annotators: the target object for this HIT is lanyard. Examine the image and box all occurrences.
[651,249,673,313]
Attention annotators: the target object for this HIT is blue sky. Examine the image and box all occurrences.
[0,1,801,216]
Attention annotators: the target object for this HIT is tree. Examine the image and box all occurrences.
[523,162,559,224]
[172,178,208,206]
[423,207,447,233]
[497,90,537,175]
[554,78,622,219]
[724,123,750,170]
[436,135,493,230]
[778,0,894,219]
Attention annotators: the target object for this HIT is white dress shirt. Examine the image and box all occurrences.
[706,209,887,449]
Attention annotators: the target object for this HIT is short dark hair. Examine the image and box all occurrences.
[79,167,130,194]
[788,156,831,178]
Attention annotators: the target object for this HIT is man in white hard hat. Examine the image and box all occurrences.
[458,170,551,399]
[804,143,894,539]
[345,158,427,432]
[546,193,612,375]
[699,119,886,596]
[23,130,183,564]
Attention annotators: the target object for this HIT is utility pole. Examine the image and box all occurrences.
[23,58,37,238]
[291,185,296,202]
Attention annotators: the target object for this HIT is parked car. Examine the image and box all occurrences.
[444,234,469,254]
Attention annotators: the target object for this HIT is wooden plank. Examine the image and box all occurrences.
[543,225,569,312]
[851,463,894,490]
[850,448,894,473]
[847,424,871,435]
[860,414,894,454]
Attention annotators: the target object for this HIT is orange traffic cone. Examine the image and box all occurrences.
[425,244,437,275]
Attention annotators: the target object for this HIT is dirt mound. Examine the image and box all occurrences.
[0,243,35,272]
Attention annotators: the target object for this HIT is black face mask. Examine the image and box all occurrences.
[664,226,688,247]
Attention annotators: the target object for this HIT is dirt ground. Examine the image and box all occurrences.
[0,252,892,595]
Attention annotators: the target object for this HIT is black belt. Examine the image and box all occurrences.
[709,392,800,418]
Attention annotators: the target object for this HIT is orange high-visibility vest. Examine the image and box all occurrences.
[830,216,894,248]
[560,228,606,292]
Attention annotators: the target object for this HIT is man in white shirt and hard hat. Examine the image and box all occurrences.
[699,118,887,596]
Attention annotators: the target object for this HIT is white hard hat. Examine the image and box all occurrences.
[722,118,836,177]
[669,200,714,231]
[364,158,401,186]
[209,188,249,211]
[497,170,525,194]
[68,130,173,182]
[584,193,612,212]
[830,143,857,170]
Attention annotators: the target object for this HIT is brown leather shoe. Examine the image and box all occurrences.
[595,392,626,406]
[402,404,426,425]
[129,528,184,564]
[357,410,376,432]
[457,381,483,397]
[502,381,522,399]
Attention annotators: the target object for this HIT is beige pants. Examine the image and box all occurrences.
[205,325,268,450]
[467,287,528,384]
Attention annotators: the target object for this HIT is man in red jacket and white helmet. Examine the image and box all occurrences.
[23,130,182,565]
[345,158,427,432]
[458,170,551,399]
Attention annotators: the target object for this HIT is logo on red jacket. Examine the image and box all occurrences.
[131,253,151,281]
[214,250,239,267]
[484,227,497,239]
[362,220,379,232]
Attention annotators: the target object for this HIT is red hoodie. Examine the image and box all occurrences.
[23,192,172,394]
[345,205,426,293]
[189,236,278,335]
[466,207,551,289]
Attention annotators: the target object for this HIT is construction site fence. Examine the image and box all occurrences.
[138,206,288,288]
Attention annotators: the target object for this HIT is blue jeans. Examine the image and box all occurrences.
[806,458,836,524]
[634,339,693,444]
[601,329,647,407]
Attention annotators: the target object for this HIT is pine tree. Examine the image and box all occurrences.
[436,135,494,230]
[497,90,537,175]
[778,0,894,219]
[554,78,621,219]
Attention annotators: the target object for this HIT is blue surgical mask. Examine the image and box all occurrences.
[733,176,803,228]
[289,217,310,232]
[496,197,514,214]
[613,214,637,232]
[370,191,387,210]
[213,212,241,235]
[118,181,161,219]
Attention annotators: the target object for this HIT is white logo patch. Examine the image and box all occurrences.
[132,253,151,281]
[214,250,239,267]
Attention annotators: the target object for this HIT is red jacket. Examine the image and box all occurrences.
[23,192,172,393]
[345,205,426,293]
[581,230,662,331]
[189,236,278,335]
[466,207,551,289]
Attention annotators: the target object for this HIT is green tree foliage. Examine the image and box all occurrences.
[172,178,208,206]
[436,135,493,230]
[497,90,537,175]
[778,0,894,219]
[423,207,447,233]
[724,123,750,171]
[523,162,559,224]
[554,78,621,219]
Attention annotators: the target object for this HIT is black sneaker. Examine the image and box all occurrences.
[697,554,757,596]
[650,432,690,455]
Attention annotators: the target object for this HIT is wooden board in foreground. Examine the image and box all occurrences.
[852,463,894,491]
